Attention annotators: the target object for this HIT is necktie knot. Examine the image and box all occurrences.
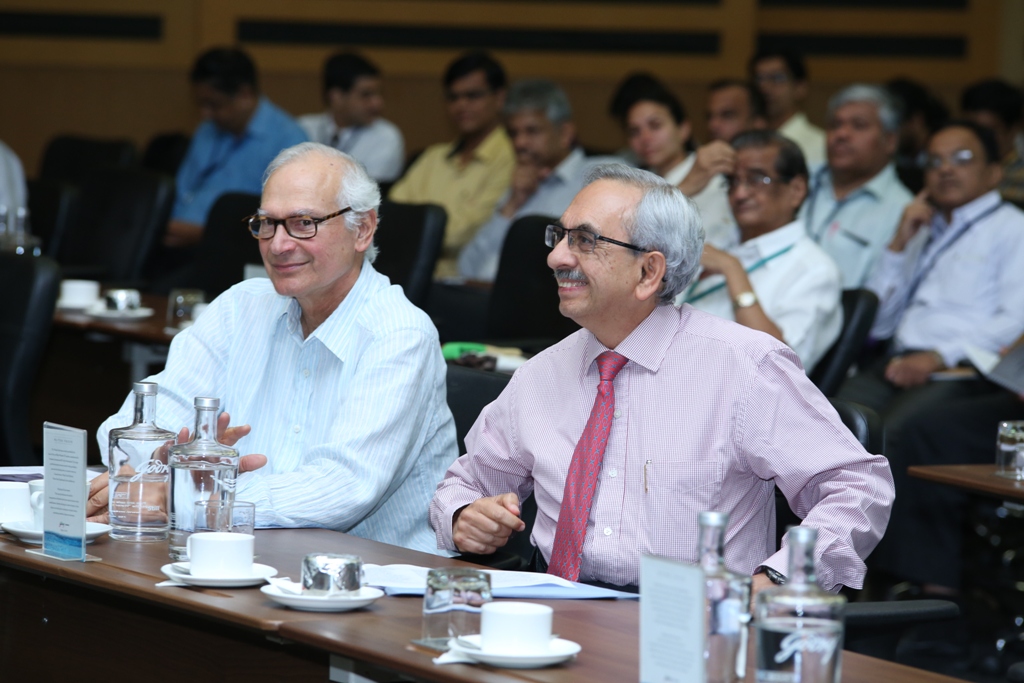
[596,351,628,384]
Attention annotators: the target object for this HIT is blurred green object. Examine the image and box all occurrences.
[442,342,488,361]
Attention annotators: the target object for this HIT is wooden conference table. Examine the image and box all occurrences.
[52,293,176,346]
[0,527,963,683]
[908,464,1024,502]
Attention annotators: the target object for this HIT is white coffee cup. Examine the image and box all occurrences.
[480,602,554,654]
[59,279,101,308]
[0,482,33,523]
[186,531,254,578]
[30,491,45,530]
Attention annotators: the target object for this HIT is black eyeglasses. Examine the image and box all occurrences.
[922,149,976,171]
[544,224,649,254]
[724,171,786,192]
[246,208,352,240]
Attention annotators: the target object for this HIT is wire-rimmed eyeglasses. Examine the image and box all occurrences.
[246,207,352,240]
[544,224,649,254]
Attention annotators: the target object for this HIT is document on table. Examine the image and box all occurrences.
[37,423,90,561]
[362,564,639,599]
[640,555,705,683]
[965,343,1024,395]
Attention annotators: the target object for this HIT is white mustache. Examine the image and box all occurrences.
[554,269,587,284]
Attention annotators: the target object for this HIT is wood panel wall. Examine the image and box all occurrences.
[0,0,1016,176]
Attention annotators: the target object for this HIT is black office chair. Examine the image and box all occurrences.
[809,288,879,397]
[150,192,262,297]
[484,214,579,353]
[27,178,80,259]
[39,135,137,187]
[373,200,447,308]
[56,167,175,285]
[141,132,191,177]
[0,254,60,466]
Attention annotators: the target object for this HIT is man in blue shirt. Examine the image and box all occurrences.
[93,143,458,553]
[166,48,307,248]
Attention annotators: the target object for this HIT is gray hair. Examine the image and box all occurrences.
[262,142,381,263]
[583,163,705,304]
[827,84,901,134]
[503,78,572,125]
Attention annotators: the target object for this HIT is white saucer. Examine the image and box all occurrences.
[0,521,111,545]
[260,584,384,611]
[161,562,277,587]
[448,635,581,668]
[57,299,100,310]
[83,303,155,320]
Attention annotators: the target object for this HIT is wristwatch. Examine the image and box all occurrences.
[755,566,788,585]
[733,291,759,309]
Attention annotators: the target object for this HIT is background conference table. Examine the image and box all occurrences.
[0,527,962,683]
[908,464,1024,501]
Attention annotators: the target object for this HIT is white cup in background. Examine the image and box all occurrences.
[186,531,254,578]
[59,280,101,308]
[0,482,33,523]
[28,479,44,497]
[480,602,554,654]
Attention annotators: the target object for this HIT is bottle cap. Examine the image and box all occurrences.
[133,381,158,395]
[699,510,728,527]
[194,397,220,409]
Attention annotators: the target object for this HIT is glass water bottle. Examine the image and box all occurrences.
[699,511,753,683]
[167,397,239,560]
[107,382,176,542]
[755,526,845,683]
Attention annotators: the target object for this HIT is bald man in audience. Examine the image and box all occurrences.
[431,163,892,594]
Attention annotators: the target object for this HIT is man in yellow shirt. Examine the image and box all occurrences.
[389,51,514,277]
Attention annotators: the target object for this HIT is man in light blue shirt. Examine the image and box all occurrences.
[457,79,614,282]
[97,143,457,553]
[799,85,913,288]
[166,48,307,248]
[839,122,1024,478]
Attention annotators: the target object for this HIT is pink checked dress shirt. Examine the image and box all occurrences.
[429,304,894,591]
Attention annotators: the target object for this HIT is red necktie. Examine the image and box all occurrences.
[547,350,629,581]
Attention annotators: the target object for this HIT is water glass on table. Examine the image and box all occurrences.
[996,420,1024,479]
[193,500,255,535]
[420,567,492,651]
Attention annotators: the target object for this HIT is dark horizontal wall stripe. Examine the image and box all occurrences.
[757,33,965,58]
[761,0,966,7]
[238,20,719,55]
[0,11,161,40]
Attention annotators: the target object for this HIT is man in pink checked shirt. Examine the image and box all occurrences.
[429,163,894,594]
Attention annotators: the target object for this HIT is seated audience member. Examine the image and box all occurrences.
[800,85,912,288]
[839,121,1024,469]
[389,51,514,277]
[167,48,307,248]
[750,49,826,167]
[458,79,615,283]
[94,143,457,553]
[886,78,950,193]
[607,72,665,165]
[0,138,26,213]
[706,79,767,143]
[299,52,405,183]
[680,131,841,370]
[873,359,1024,595]
[961,79,1024,205]
[626,87,739,248]
[430,164,893,593]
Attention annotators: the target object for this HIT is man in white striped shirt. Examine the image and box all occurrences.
[430,164,893,591]
[95,142,457,553]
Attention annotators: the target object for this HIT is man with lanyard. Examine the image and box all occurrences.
[679,130,841,371]
[430,163,893,595]
[839,121,1024,472]
[799,85,912,288]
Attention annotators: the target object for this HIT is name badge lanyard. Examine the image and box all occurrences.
[685,245,795,303]
[901,200,1005,307]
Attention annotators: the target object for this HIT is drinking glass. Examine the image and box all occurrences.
[166,289,205,331]
[996,421,1024,479]
[420,567,492,651]
[193,500,255,535]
